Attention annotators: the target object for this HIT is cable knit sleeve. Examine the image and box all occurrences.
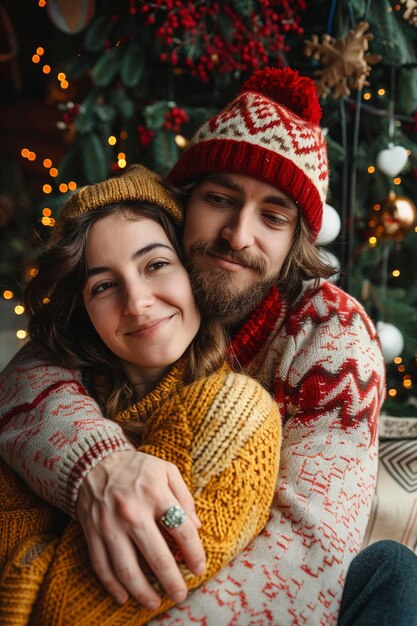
[145,282,385,626]
[0,342,134,517]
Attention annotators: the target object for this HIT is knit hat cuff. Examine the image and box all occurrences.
[168,139,324,236]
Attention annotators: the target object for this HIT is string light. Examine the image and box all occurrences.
[28,152,36,161]
[378,88,385,96]
[16,330,27,339]
[394,357,402,364]
[388,388,397,397]
[367,165,375,174]
[42,208,52,216]
[108,136,117,145]
[21,148,29,158]
[59,183,68,193]
[42,65,51,74]
[32,54,41,64]
[14,305,24,315]
[68,181,77,191]
[175,134,188,148]
[118,158,127,168]
[49,167,59,177]
[120,131,128,140]
[368,236,377,247]
[393,177,401,185]
[392,269,400,277]
[43,184,52,194]
[3,290,13,300]
[43,158,52,168]
[363,92,372,100]
[38,0,46,7]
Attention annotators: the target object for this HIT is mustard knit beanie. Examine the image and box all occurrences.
[61,164,183,222]
[168,66,328,239]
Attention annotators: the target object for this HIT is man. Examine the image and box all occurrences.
[0,67,385,624]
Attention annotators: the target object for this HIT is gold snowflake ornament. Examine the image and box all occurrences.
[305,21,381,99]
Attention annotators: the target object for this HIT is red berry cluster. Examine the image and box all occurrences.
[138,0,306,82]
[137,124,155,148]
[163,106,189,132]
[60,102,80,127]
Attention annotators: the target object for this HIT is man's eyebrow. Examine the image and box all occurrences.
[203,173,298,212]
[86,243,173,277]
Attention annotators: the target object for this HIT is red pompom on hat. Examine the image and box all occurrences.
[241,66,323,125]
[168,66,328,239]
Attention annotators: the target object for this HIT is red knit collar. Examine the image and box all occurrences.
[229,286,283,368]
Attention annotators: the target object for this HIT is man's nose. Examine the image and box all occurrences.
[220,209,255,250]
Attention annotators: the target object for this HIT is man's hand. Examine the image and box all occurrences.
[76,450,206,608]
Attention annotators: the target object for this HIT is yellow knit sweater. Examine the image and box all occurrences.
[0,362,281,625]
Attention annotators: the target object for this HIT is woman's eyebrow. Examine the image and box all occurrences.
[86,243,173,278]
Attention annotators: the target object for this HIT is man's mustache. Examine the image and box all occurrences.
[188,240,268,274]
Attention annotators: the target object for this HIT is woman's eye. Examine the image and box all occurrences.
[92,280,115,294]
[148,260,169,272]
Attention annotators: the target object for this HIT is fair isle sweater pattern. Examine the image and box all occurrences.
[0,280,385,625]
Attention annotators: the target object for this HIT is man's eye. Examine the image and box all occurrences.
[263,213,288,226]
[206,193,232,205]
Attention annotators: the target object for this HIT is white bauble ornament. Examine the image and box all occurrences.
[376,321,404,363]
[318,248,340,283]
[376,145,408,178]
[316,203,341,245]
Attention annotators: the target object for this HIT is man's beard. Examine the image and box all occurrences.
[186,240,277,326]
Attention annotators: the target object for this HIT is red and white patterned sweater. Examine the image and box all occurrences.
[0,280,385,625]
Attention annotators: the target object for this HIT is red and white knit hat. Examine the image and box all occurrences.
[168,66,328,238]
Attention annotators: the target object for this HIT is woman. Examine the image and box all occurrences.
[0,164,281,625]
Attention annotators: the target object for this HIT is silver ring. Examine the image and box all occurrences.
[160,505,186,530]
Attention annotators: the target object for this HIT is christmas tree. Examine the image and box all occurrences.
[1,0,416,413]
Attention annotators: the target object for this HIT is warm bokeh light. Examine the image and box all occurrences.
[378,88,385,96]
[60,80,69,89]
[38,0,46,7]
[367,166,375,174]
[3,290,13,300]
[43,158,52,168]
[59,183,68,193]
[21,148,29,158]
[388,388,397,397]
[43,65,51,74]
[394,357,402,364]
[118,159,127,168]
[398,365,406,372]
[68,181,77,191]
[42,208,52,216]
[117,152,126,160]
[28,152,36,161]
[368,236,377,246]
[363,92,371,100]
[108,136,117,145]
[49,167,59,177]
[373,203,381,211]
[42,216,51,225]
[29,268,38,278]
[32,54,41,64]
[57,72,66,81]
[43,184,52,194]
[392,269,400,277]
[403,379,413,388]
[14,305,25,315]
[120,130,128,140]
[16,330,27,339]
[393,177,401,185]
[37,47,45,55]
[175,134,188,148]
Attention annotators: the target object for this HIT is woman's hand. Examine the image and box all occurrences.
[76,450,206,608]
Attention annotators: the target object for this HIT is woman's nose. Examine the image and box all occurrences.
[123,282,155,316]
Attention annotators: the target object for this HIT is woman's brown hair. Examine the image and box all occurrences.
[25,202,226,417]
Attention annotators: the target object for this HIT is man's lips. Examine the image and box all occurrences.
[208,253,248,272]
[125,316,173,338]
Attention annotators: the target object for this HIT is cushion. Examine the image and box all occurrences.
[363,415,417,551]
